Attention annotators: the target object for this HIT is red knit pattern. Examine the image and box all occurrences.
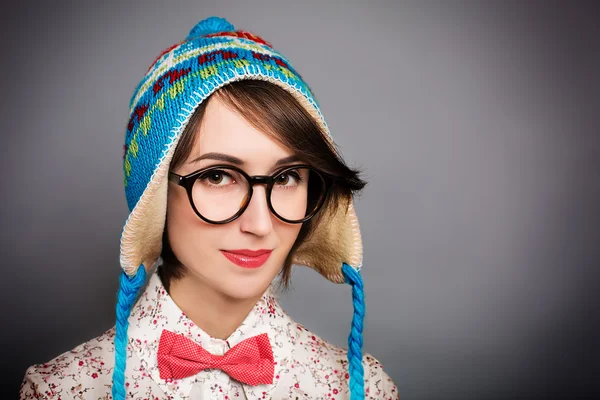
[203,30,273,48]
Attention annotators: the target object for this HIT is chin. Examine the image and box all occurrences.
[218,276,272,301]
[214,253,283,301]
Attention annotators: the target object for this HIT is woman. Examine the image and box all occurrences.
[20,16,398,399]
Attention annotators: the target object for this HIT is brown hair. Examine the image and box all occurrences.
[158,79,366,292]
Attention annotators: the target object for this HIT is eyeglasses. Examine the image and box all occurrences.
[168,164,330,224]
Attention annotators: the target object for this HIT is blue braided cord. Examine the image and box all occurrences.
[342,262,366,400]
[111,265,147,400]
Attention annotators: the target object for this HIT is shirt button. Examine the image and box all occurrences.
[216,370,230,382]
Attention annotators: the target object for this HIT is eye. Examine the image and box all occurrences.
[275,170,302,187]
[198,170,235,187]
[208,172,225,184]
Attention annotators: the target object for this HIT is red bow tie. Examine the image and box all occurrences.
[157,330,274,386]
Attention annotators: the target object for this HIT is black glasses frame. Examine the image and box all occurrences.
[168,164,331,224]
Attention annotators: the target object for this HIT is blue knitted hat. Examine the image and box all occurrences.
[114,16,366,399]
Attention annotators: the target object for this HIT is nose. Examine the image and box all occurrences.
[238,184,274,237]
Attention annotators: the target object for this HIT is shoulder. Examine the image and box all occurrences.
[19,327,116,399]
[289,322,399,399]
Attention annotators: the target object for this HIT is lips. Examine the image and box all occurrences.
[221,249,272,268]
[224,249,272,257]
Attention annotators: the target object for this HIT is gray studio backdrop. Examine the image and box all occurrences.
[2,1,598,399]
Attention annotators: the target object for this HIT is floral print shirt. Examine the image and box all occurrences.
[20,271,398,399]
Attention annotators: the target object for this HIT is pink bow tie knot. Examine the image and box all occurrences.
[157,329,274,386]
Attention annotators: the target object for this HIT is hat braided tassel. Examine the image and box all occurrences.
[112,265,147,400]
[342,262,366,399]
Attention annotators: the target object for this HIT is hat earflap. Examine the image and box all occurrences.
[112,265,147,400]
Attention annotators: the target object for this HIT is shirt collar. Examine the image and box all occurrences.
[127,270,299,399]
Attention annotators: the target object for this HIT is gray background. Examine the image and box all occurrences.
[2,1,598,398]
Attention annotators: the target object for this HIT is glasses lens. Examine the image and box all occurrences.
[270,167,326,222]
[192,167,249,222]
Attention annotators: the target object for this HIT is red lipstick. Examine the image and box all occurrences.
[221,249,272,268]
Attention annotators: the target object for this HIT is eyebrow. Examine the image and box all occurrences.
[189,152,302,167]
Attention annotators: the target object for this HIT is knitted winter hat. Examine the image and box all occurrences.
[113,16,366,399]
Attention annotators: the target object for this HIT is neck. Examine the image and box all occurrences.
[166,272,264,340]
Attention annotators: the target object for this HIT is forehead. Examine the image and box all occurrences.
[193,96,292,162]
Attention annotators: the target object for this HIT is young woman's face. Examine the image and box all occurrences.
[166,95,303,300]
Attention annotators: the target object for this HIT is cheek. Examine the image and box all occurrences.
[167,189,193,234]
[166,189,209,258]
[276,223,303,250]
